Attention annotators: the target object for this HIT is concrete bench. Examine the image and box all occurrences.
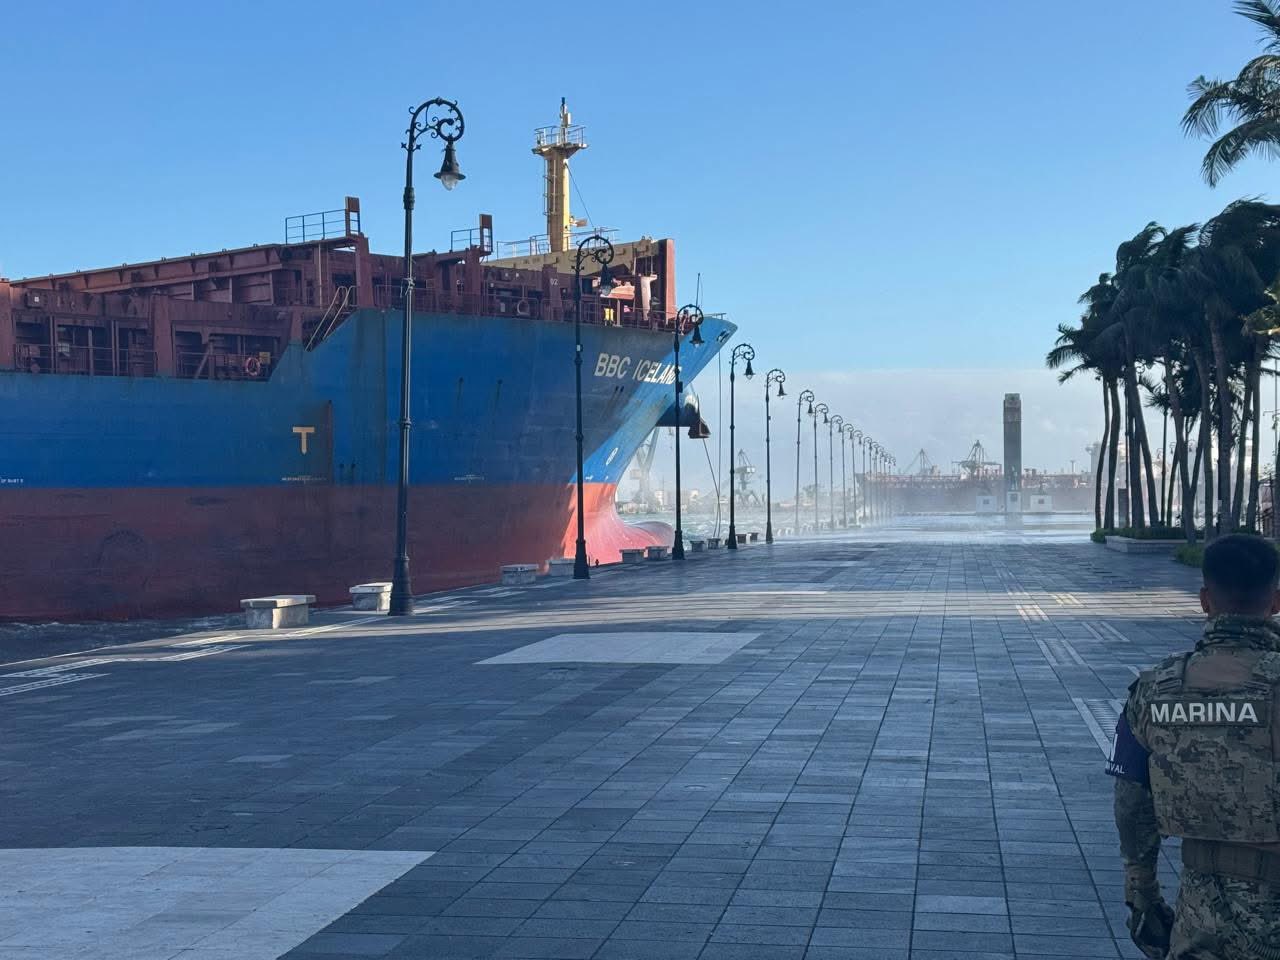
[645,545,670,561]
[620,548,646,564]
[690,539,706,552]
[736,533,748,545]
[241,594,315,629]
[349,582,391,612]
[501,563,538,585]
[707,538,722,550]
[547,557,574,578]
[748,532,760,543]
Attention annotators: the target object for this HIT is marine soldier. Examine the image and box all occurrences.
[1107,534,1280,958]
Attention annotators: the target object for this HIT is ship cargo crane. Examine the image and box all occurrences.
[733,449,761,505]
[955,440,1001,479]
[905,448,937,477]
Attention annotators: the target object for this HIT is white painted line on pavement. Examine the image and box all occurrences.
[0,673,108,697]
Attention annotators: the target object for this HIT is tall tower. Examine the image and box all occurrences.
[532,98,587,253]
[1003,393,1022,511]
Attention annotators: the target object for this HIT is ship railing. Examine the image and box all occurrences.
[285,206,361,244]
[175,351,274,381]
[369,284,670,331]
[496,227,619,260]
[15,344,157,378]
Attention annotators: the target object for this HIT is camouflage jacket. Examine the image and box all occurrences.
[1110,615,1280,891]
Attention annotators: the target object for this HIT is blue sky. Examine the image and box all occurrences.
[2,1,1275,470]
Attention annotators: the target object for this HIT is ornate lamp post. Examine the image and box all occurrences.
[671,304,704,561]
[796,390,814,535]
[726,343,756,550]
[764,369,786,544]
[813,403,828,532]
[830,416,845,528]
[828,415,843,530]
[389,97,465,617]
[571,234,616,580]
[872,443,884,523]
[887,455,896,520]
[852,429,863,526]
[863,436,874,525]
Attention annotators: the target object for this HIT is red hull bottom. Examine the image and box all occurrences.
[0,484,670,621]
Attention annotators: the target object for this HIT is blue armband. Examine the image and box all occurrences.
[1105,711,1150,786]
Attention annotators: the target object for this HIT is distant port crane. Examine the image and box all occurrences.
[954,440,1001,479]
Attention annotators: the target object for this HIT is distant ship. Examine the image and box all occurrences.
[0,102,734,620]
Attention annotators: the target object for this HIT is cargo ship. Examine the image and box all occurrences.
[0,103,734,620]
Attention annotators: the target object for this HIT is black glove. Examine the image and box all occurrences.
[1126,897,1174,959]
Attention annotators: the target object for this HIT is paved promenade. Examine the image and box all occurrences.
[1,523,1200,959]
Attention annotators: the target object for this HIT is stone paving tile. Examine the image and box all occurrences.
[0,530,1204,958]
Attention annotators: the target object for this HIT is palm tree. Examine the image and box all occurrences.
[1185,200,1280,534]
[1048,321,1111,529]
[1049,276,1127,530]
[1184,0,1280,186]
[1109,224,1170,527]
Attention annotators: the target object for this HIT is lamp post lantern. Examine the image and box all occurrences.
[829,415,843,530]
[726,343,756,550]
[764,369,786,544]
[796,390,815,535]
[813,403,828,532]
[571,233,616,580]
[389,96,464,617]
[671,304,704,561]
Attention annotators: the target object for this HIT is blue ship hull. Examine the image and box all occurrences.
[0,308,734,619]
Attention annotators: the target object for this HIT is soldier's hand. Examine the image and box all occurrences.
[1125,897,1174,959]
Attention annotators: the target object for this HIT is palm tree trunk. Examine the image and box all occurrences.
[1160,407,1169,525]
[1106,378,1122,529]
[1138,411,1160,527]
[1191,347,1215,537]
[1095,379,1108,530]
[1124,367,1145,529]
[1209,319,1234,534]
[1190,436,1204,529]
[1233,370,1252,530]
[1166,364,1193,541]
[1247,349,1263,531]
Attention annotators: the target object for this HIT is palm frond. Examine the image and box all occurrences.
[1234,0,1280,49]
[1201,116,1280,185]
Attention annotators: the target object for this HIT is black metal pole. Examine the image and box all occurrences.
[796,391,812,535]
[672,326,684,561]
[572,258,589,578]
[765,385,773,544]
[813,413,820,532]
[813,403,827,532]
[726,343,754,550]
[827,419,835,531]
[840,429,848,528]
[672,305,702,561]
[568,235,615,579]
[765,369,784,544]
[390,97,463,617]
[862,443,870,525]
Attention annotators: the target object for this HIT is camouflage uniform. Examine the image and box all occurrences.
[1110,615,1280,960]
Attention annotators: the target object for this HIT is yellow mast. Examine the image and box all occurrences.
[532,98,586,253]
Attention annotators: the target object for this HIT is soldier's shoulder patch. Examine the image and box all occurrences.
[1147,699,1267,725]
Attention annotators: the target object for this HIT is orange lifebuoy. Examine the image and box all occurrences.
[243,356,262,377]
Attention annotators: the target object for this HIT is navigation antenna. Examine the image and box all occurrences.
[532,98,587,253]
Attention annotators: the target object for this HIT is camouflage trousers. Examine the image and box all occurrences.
[1169,867,1280,959]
